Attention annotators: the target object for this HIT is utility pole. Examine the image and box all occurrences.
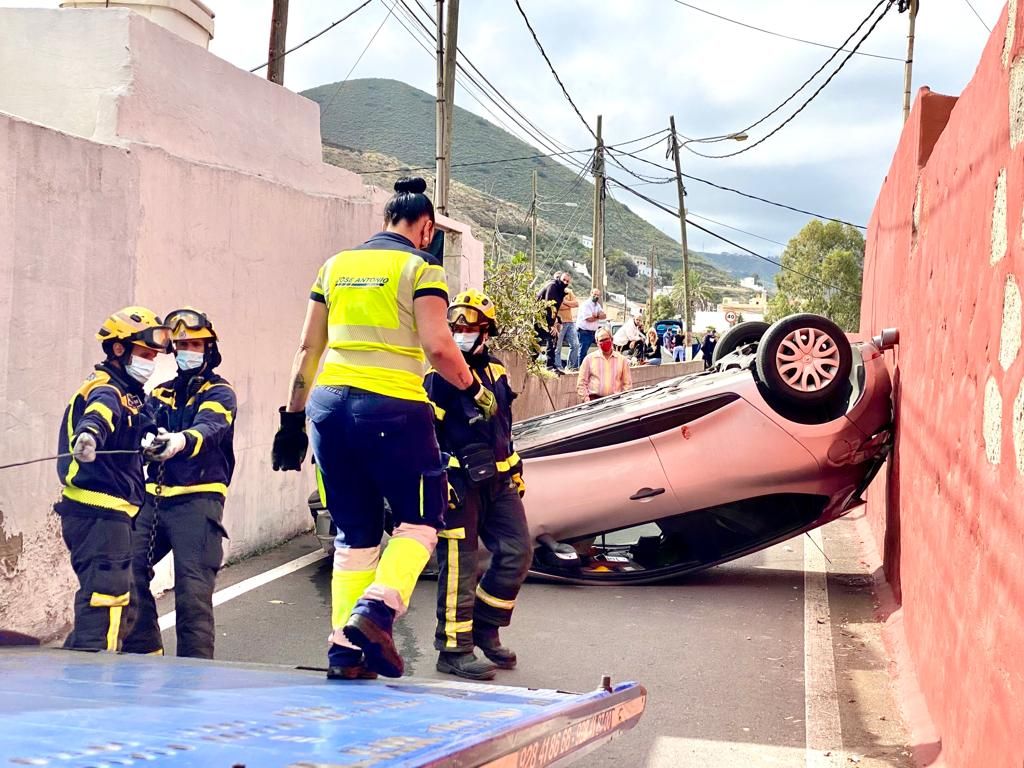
[647,244,656,319]
[434,0,445,209]
[267,0,289,85]
[591,115,605,294]
[901,0,919,122]
[440,0,460,215]
[668,115,692,337]
[530,170,538,276]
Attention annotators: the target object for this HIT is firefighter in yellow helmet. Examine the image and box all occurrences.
[123,307,236,659]
[273,178,496,680]
[55,307,170,651]
[426,289,531,680]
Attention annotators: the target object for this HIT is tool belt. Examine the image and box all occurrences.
[454,443,497,484]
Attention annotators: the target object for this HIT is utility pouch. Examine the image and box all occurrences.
[458,443,497,484]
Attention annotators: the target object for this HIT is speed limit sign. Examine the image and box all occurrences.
[725,311,737,323]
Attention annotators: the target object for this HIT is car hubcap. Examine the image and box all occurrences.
[775,328,840,392]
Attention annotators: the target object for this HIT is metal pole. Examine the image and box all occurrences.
[902,0,918,122]
[440,0,460,215]
[669,116,691,337]
[591,115,605,293]
[530,170,538,276]
[267,0,289,85]
[434,0,445,206]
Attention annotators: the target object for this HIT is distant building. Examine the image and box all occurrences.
[629,252,660,279]
[740,276,764,292]
[577,234,594,249]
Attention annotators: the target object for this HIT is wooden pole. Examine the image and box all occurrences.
[668,116,692,336]
[902,0,918,122]
[591,115,605,293]
[267,0,289,85]
[439,0,460,215]
[530,170,538,276]
[647,244,656,318]
[434,0,445,207]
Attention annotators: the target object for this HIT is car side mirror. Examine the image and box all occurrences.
[871,328,900,351]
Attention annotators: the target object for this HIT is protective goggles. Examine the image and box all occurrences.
[446,305,489,327]
[128,326,172,351]
[165,308,213,334]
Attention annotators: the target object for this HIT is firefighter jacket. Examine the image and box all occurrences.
[424,350,521,480]
[56,363,154,520]
[145,372,237,501]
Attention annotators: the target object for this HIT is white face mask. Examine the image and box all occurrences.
[176,350,205,371]
[125,355,156,384]
[453,332,481,353]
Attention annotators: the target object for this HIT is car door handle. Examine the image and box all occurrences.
[629,487,666,501]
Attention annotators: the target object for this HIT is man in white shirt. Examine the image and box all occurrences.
[576,289,607,361]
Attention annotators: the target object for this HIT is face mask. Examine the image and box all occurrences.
[176,350,205,372]
[126,355,156,384]
[598,340,613,353]
[453,332,481,353]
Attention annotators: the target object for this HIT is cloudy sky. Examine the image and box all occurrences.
[4,0,1009,255]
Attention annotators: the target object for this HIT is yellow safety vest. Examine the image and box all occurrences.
[310,232,448,402]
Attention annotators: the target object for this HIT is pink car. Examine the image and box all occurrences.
[518,313,898,584]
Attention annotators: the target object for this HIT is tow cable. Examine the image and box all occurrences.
[0,450,142,471]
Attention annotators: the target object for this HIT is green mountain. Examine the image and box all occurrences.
[303,78,731,288]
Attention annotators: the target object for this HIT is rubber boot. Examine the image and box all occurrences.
[436,651,497,681]
[474,624,517,669]
[343,598,403,678]
[326,643,378,681]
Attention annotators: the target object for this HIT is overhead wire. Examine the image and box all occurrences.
[350,146,594,175]
[249,0,375,73]
[668,0,903,62]
[318,1,397,117]
[961,0,992,32]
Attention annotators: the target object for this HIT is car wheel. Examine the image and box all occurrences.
[756,314,852,405]
[712,321,771,364]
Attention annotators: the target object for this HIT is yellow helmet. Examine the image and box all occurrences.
[447,289,497,334]
[165,306,218,342]
[96,306,171,352]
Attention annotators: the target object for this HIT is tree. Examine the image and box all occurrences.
[651,295,676,320]
[483,252,549,373]
[670,269,713,326]
[766,219,864,330]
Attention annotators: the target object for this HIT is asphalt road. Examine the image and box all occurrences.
[157,518,914,767]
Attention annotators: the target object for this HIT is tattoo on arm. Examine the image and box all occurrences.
[291,373,306,400]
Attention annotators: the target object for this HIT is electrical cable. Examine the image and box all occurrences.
[686,212,789,248]
[249,0,375,73]
[0,450,141,472]
[350,146,594,175]
[511,0,597,140]
[318,2,397,117]
[961,0,992,32]
[668,0,903,62]
[689,1,897,159]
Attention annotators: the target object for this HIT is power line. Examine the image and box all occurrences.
[686,212,789,248]
[607,178,860,298]
[961,0,992,32]
[668,0,903,62]
[511,0,597,140]
[348,146,595,175]
[689,0,897,159]
[249,0,375,73]
[606,145,867,229]
[318,2,396,117]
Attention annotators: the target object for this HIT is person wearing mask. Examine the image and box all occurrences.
[535,271,568,373]
[55,307,171,651]
[425,290,531,680]
[272,177,497,681]
[576,288,606,361]
[554,273,580,372]
[644,329,663,365]
[576,328,632,402]
[613,314,642,358]
[701,329,719,370]
[122,308,236,659]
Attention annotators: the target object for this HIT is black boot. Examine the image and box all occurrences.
[473,624,517,669]
[343,598,403,678]
[326,643,378,681]
[436,651,497,681]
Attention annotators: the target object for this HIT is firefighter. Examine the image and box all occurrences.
[426,289,531,680]
[56,307,170,652]
[122,307,236,659]
[273,177,496,680]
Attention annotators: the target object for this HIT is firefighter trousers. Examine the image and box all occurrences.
[59,513,133,652]
[435,475,531,653]
[122,496,227,659]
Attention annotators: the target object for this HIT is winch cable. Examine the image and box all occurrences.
[0,449,142,471]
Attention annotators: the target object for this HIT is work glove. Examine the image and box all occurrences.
[272,407,308,471]
[511,472,526,499]
[447,481,460,510]
[71,432,97,463]
[147,428,187,462]
[466,380,498,423]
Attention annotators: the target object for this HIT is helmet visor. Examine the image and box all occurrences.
[165,308,210,333]
[130,326,172,352]
[446,305,488,327]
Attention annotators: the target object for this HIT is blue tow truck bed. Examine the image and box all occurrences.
[0,649,646,767]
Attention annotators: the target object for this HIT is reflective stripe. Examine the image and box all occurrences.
[186,429,204,458]
[198,400,234,424]
[488,363,508,382]
[419,475,424,519]
[448,455,461,468]
[106,606,123,652]
[448,452,521,472]
[84,402,115,432]
[475,585,515,611]
[146,481,227,498]
[62,487,139,517]
[431,402,446,421]
[90,592,130,608]
[438,527,466,540]
[315,464,327,508]
[150,388,175,406]
[444,536,461,648]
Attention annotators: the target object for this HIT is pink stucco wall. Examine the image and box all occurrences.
[0,8,482,640]
[860,3,1024,766]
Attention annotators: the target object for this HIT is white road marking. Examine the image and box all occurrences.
[158,549,326,631]
[804,528,844,766]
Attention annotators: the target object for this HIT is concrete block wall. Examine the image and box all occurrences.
[860,3,1024,765]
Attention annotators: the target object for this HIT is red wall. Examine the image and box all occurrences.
[861,4,1024,766]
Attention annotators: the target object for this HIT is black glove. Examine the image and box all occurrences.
[272,407,308,471]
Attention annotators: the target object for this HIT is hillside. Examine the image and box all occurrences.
[303,78,733,289]
[699,251,780,286]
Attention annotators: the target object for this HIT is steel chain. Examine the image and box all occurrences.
[146,460,166,570]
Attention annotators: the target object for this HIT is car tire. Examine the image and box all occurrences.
[712,321,771,364]
[756,314,852,405]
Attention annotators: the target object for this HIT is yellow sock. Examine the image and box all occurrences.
[331,568,375,629]
[375,537,432,609]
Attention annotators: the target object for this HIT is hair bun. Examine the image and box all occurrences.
[394,177,427,195]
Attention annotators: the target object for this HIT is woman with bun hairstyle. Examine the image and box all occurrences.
[273,177,499,680]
